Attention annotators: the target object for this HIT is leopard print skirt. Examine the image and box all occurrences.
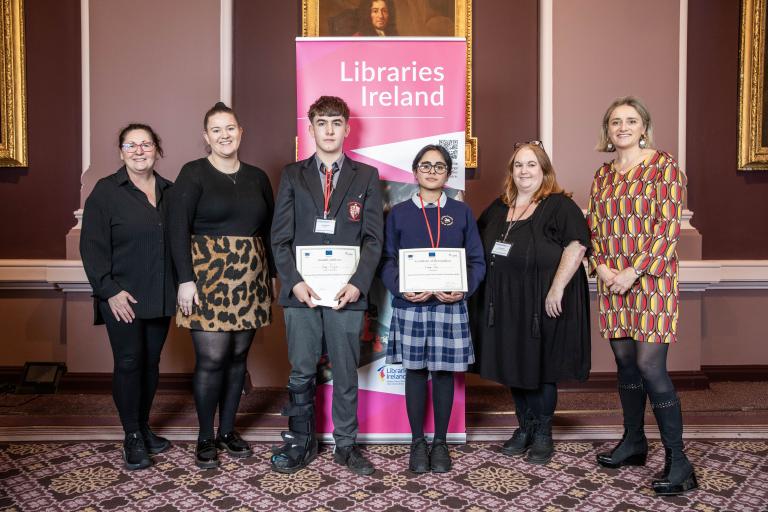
[176,235,272,331]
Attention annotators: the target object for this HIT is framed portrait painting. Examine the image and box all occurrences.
[302,0,477,168]
[0,0,28,167]
[738,0,768,170]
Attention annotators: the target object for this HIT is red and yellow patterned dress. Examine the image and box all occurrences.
[587,150,686,344]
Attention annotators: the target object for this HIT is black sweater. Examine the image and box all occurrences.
[168,158,276,283]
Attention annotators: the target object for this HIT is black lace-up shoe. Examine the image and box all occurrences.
[123,431,151,470]
[409,438,429,473]
[140,425,171,454]
[333,444,374,475]
[429,439,452,473]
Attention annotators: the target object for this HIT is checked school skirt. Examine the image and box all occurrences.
[385,301,474,372]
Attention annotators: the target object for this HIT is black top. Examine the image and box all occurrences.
[80,166,176,323]
[469,194,591,388]
[271,155,384,310]
[168,158,276,283]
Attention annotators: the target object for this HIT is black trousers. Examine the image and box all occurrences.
[100,302,170,433]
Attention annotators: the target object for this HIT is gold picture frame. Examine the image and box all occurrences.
[0,0,27,167]
[738,0,768,170]
[301,0,477,168]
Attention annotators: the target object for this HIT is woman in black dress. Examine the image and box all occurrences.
[470,141,591,464]
[81,123,175,470]
[169,102,275,469]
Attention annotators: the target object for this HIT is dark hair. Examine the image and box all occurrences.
[203,101,240,130]
[118,123,164,157]
[357,0,398,35]
[412,144,453,176]
[307,96,350,122]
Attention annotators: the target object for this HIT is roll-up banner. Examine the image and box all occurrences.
[296,37,467,442]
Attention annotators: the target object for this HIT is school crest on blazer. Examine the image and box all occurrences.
[348,201,362,221]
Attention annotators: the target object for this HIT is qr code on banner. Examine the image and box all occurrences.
[439,139,459,160]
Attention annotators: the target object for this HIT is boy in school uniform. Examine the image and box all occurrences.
[270,96,384,475]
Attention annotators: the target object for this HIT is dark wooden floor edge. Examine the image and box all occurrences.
[0,366,766,393]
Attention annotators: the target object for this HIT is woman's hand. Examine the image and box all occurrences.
[107,290,138,323]
[544,286,564,318]
[596,264,618,287]
[435,291,465,303]
[177,281,200,316]
[609,267,640,295]
[403,291,433,303]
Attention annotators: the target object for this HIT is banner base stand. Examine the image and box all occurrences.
[317,432,467,444]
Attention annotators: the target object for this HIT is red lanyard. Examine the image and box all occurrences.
[418,194,441,248]
[323,165,333,218]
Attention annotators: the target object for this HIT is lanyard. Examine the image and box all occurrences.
[418,194,441,248]
[323,165,334,218]
[501,201,534,241]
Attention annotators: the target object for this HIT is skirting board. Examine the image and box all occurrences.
[0,367,765,393]
[0,425,766,443]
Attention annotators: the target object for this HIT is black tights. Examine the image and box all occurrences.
[405,369,454,442]
[511,383,558,419]
[192,329,255,441]
[610,337,674,394]
[101,304,170,434]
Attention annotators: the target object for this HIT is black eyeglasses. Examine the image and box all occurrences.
[416,162,449,174]
[513,140,543,150]
[121,141,156,153]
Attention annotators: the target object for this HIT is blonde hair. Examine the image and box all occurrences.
[596,96,654,152]
[501,143,570,207]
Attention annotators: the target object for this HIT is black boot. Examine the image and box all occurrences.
[123,431,151,470]
[650,392,698,496]
[140,424,171,455]
[526,415,554,465]
[502,409,535,456]
[597,381,648,468]
[270,381,318,474]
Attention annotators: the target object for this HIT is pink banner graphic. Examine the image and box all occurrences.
[296,37,468,441]
[297,37,467,190]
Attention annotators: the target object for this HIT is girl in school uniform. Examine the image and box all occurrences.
[381,144,486,473]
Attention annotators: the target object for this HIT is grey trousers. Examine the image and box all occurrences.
[283,306,364,447]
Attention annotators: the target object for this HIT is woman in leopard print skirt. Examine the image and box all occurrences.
[169,102,275,469]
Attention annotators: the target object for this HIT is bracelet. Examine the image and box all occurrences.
[632,267,643,277]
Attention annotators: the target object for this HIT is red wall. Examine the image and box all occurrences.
[0,0,81,259]
[233,0,539,216]
[687,0,768,258]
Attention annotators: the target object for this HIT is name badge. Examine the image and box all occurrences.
[314,217,336,234]
[491,241,512,256]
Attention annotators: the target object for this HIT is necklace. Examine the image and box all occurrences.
[208,156,241,184]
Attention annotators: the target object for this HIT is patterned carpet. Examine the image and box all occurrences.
[1,440,766,512]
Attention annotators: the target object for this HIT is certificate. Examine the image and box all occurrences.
[296,245,360,308]
[399,248,467,293]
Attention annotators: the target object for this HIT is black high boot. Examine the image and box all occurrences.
[502,409,535,456]
[597,381,648,468]
[526,415,554,465]
[270,381,319,474]
[649,391,698,496]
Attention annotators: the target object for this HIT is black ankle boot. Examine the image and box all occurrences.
[503,409,535,456]
[526,415,554,465]
[123,431,151,470]
[597,380,648,468]
[271,381,318,474]
[140,424,171,454]
[195,438,219,469]
[649,392,698,496]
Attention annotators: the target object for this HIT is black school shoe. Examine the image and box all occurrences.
[195,439,219,469]
[333,445,375,475]
[140,425,171,454]
[408,438,429,473]
[216,431,253,458]
[123,432,151,470]
[429,439,452,473]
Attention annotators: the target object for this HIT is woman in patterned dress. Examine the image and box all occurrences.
[588,96,697,496]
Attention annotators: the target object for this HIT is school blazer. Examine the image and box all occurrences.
[271,155,384,309]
